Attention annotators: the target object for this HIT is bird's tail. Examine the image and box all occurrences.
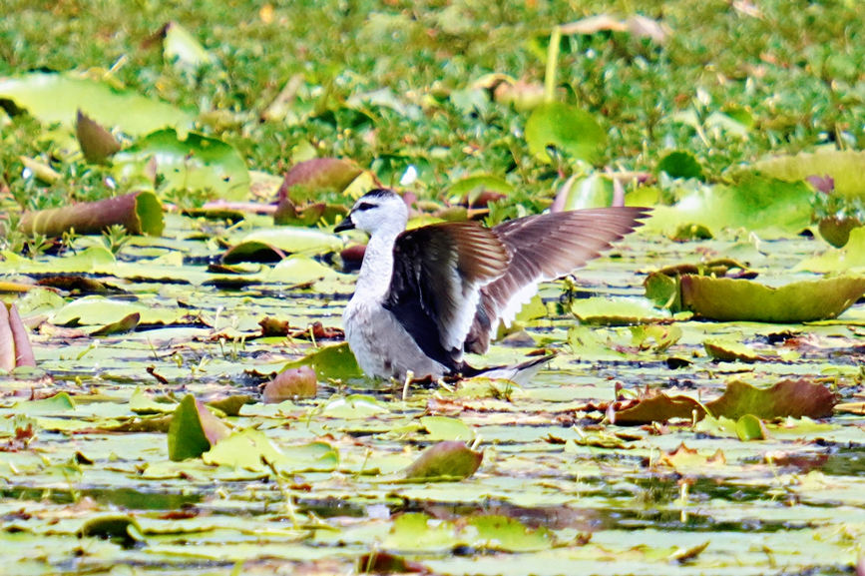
[461,353,555,386]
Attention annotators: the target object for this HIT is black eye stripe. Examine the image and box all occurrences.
[355,202,375,211]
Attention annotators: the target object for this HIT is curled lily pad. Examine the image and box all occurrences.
[616,378,836,425]
[221,240,286,264]
[754,149,865,200]
[680,274,864,322]
[235,227,343,255]
[658,150,703,180]
[262,366,318,403]
[76,110,120,164]
[736,414,768,441]
[78,515,144,549]
[703,339,769,363]
[167,394,231,461]
[162,21,214,70]
[402,440,483,481]
[18,191,164,238]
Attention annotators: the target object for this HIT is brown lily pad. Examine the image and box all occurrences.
[76,109,121,164]
[616,379,837,425]
[18,190,164,237]
[262,366,318,403]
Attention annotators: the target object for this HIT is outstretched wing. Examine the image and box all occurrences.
[463,207,650,354]
[384,222,510,370]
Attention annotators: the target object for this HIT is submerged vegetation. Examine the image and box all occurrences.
[0,0,863,575]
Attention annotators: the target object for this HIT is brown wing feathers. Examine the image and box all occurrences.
[388,206,648,366]
[463,207,649,354]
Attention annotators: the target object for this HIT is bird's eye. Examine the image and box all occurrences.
[355,202,375,211]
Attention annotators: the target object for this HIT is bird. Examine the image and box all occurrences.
[334,188,648,382]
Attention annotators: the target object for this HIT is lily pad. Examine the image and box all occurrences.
[114,129,250,201]
[0,71,194,135]
[680,274,864,322]
[280,342,363,380]
[167,394,231,461]
[402,440,483,481]
[18,191,164,237]
[76,110,121,164]
[262,366,318,403]
[703,339,768,362]
[735,414,768,441]
[235,227,343,255]
[572,297,670,325]
[754,149,865,200]
[525,101,606,163]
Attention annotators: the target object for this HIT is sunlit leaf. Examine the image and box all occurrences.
[525,102,606,163]
[167,394,230,461]
[402,440,482,481]
[281,342,363,380]
[0,71,194,135]
[681,274,864,322]
[114,129,250,201]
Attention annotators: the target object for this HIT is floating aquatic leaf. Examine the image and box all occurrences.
[202,428,285,470]
[321,394,389,419]
[280,342,363,380]
[266,255,336,285]
[572,297,670,325]
[555,173,614,211]
[735,414,768,441]
[167,394,230,461]
[617,379,837,425]
[18,191,164,237]
[525,102,606,163]
[206,395,254,417]
[78,515,144,549]
[279,157,363,202]
[236,227,343,255]
[221,240,285,264]
[114,129,250,201]
[448,174,515,205]
[402,440,482,481]
[643,173,814,238]
[703,339,768,362]
[90,312,140,336]
[657,443,726,473]
[420,416,475,442]
[356,551,431,575]
[130,387,177,415]
[262,366,318,403]
[681,274,864,322]
[14,392,76,414]
[753,149,865,200]
[0,71,194,135]
[705,379,837,421]
[796,227,865,273]
[76,110,121,164]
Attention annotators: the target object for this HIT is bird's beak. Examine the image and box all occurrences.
[334,214,355,233]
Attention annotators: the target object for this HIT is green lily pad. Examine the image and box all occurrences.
[420,416,475,442]
[658,150,703,180]
[525,101,606,163]
[167,394,231,461]
[78,515,144,549]
[681,274,864,322]
[18,191,164,238]
[0,71,194,135]
[754,149,865,200]
[114,129,250,201]
[235,227,343,256]
[796,226,865,273]
[402,440,483,481]
[703,339,768,362]
[736,414,768,441]
[14,392,76,414]
[76,110,120,164]
[280,342,363,380]
[644,173,814,238]
[572,297,670,325]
